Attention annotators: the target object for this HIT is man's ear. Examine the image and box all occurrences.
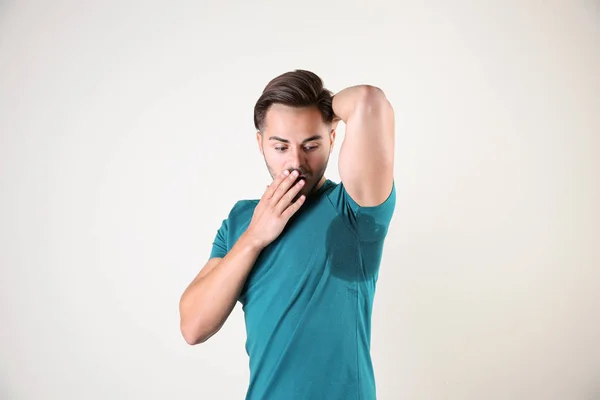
[329,129,336,153]
[256,131,263,155]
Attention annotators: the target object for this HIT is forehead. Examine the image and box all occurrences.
[263,104,328,138]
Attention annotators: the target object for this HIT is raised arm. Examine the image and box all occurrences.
[332,85,395,207]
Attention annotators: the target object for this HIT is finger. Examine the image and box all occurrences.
[271,170,300,204]
[275,178,305,213]
[263,170,290,200]
[281,193,306,220]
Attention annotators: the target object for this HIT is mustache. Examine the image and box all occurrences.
[286,168,310,178]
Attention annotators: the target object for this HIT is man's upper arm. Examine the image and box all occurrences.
[209,214,229,259]
[202,200,242,277]
[338,86,395,207]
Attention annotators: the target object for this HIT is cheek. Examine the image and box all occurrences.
[266,153,290,173]
[308,155,328,172]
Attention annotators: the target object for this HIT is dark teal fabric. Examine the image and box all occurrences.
[210,179,396,399]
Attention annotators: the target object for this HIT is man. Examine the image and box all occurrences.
[179,69,396,399]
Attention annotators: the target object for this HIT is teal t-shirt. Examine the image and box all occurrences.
[209,179,396,399]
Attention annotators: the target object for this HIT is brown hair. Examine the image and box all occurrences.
[253,69,334,132]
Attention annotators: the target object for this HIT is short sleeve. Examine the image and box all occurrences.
[209,217,229,259]
[207,200,256,260]
[327,180,396,241]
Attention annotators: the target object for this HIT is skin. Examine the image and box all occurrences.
[179,84,395,345]
[333,85,395,207]
[256,103,337,202]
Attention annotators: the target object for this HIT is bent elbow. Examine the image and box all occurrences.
[355,85,393,117]
[180,315,218,345]
[180,323,208,346]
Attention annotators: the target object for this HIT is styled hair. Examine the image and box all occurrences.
[253,69,334,132]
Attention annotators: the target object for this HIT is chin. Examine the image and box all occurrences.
[303,179,319,196]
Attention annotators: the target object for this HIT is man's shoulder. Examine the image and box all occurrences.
[226,199,259,221]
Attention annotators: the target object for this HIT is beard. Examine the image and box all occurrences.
[292,173,321,201]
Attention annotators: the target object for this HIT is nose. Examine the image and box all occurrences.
[287,148,304,171]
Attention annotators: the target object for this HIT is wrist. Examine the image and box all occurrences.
[240,230,266,253]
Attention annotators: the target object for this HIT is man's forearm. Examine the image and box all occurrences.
[179,232,264,345]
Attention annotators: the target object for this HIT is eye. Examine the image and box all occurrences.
[274,147,287,152]
[304,146,318,152]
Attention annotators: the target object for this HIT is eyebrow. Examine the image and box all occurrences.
[268,135,323,144]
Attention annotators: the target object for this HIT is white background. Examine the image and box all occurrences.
[1,1,599,399]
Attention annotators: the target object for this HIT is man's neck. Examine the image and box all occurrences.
[315,176,327,191]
